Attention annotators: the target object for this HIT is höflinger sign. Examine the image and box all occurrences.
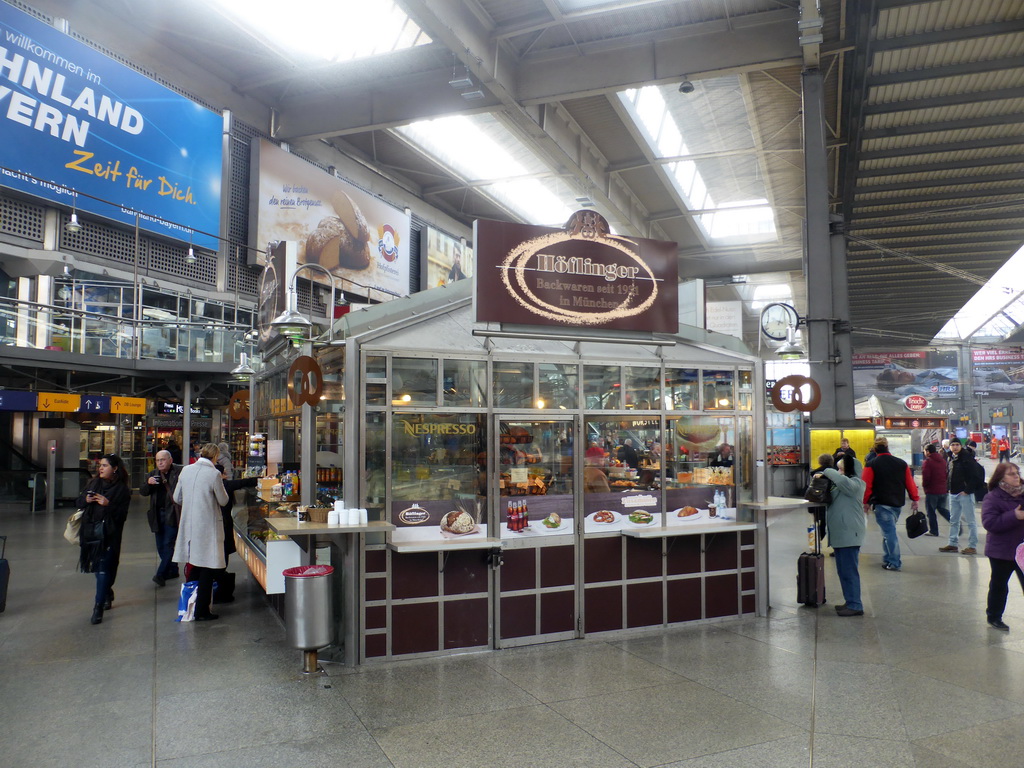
[474,211,678,333]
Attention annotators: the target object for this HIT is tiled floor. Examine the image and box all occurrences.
[2,468,1022,767]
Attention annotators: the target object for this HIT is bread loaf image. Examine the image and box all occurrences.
[305,211,371,270]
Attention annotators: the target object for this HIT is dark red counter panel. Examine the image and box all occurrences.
[583,530,755,633]
[363,528,756,661]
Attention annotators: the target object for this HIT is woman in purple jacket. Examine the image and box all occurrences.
[981,462,1024,631]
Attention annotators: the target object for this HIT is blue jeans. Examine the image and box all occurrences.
[874,505,901,569]
[925,493,949,535]
[93,546,118,605]
[155,523,178,579]
[833,546,862,610]
[948,493,978,549]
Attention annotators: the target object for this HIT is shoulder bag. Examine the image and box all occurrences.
[63,509,85,545]
[905,509,927,538]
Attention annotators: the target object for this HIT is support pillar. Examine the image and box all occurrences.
[803,68,856,427]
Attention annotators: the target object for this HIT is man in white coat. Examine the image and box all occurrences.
[173,443,229,621]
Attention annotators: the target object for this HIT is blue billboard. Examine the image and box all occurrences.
[0,2,222,249]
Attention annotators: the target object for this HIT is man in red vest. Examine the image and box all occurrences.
[862,436,920,571]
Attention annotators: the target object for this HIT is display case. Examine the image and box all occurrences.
[231,488,302,594]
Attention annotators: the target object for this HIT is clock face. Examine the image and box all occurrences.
[759,302,799,341]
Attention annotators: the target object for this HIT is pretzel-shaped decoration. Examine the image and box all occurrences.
[228,389,250,420]
[288,355,324,407]
[770,375,821,413]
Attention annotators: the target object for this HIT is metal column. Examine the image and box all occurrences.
[182,380,192,455]
[803,68,856,426]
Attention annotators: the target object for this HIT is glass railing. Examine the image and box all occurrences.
[0,297,255,363]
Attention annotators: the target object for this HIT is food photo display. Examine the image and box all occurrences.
[391,499,487,542]
[582,490,661,532]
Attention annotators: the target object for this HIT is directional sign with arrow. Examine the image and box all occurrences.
[82,396,111,413]
[111,397,146,414]
[37,392,81,412]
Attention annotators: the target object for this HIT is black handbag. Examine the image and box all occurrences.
[804,474,833,505]
[905,510,928,538]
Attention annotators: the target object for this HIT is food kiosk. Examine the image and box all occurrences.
[242,214,770,664]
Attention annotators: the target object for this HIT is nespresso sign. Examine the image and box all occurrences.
[475,212,678,332]
[400,419,477,436]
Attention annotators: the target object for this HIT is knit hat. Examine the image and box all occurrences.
[949,437,961,445]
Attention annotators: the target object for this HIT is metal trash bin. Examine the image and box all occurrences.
[283,564,334,673]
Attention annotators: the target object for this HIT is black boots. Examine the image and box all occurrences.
[92,589,113,622]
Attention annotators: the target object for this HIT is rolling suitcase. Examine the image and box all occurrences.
[797,514,825,607]
[0,535,9,613]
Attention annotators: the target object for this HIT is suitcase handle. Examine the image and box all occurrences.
[0,534,5,559]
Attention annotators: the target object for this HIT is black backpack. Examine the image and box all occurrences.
[804,474,833,505]
[974,461,988,502]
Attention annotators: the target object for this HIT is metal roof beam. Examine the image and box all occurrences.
[863,86,1024,115]
[677,256,803,280]
[855,170,1024,193]
[867,54,1024,87]
[851,183,1024,207]
[514,9,800,104]
[848,238,1013,252]
[849,207,1024,227]
[860,133,1024,160]
[861,112,1024,139]
[858,153,1024,178]
[849,232,1020,247]
[851,222,1024,237]
[871,18,1024,52]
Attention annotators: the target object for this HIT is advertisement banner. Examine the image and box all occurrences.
[422,226,473,290]
[971,348,1024,397]
[474,211,678,333]
[0,1,222,248]
[852,350,960,415]
[249,139,411,298]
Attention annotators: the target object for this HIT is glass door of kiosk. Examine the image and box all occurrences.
[494,416,577,648]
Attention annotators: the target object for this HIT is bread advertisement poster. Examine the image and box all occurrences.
[250,139,410,298]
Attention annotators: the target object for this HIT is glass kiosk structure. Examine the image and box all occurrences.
[246,279,767,664]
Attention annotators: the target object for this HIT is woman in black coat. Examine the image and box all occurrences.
[214,464,258,603]
[77,453,131,625]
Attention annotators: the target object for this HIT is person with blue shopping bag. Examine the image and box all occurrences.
[173,443,228,621]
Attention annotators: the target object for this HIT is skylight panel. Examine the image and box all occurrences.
[933,243,1024,341]
[701,200,776,245]
[397,116,523,181]
[211,0,431,63]
[746,283,792,312]
[395,115,572,226]
[618,82,777,245]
